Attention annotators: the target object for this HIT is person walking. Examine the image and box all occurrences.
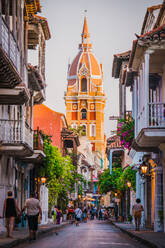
[56,208,62,224]
[90,206,95,220]
[99,208,102,220]
[52,206,57,224]
[3,191,21,238]
[82,205,88,223]
[132,198,144,231]
[22,192,42,241]
[68,206,75,224]
[75,206,82,226]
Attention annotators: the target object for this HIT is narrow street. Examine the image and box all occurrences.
[18,220,147,248]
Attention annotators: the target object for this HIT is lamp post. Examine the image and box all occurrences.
[140,162,148,176]
[125,181,131,221]
[40,177,48,225]
[127,181,131,188]
[41,176,47,184]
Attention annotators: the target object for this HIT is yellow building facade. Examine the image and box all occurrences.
[64,17,106,167]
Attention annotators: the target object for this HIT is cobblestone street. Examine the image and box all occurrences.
[17,220,147,248]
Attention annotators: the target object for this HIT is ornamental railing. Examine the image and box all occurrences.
[136,102,165,137]
[148,102,165,128]
[0,14,20,73]
[0,119,33,149]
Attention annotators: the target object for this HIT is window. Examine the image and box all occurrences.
[90,124,96,137]
[81,78,87,92]
[81,125,87,136]
[81,109,87,120]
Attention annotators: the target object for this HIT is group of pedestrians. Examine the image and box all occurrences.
[67,205,109,226]
[2,191,42,241]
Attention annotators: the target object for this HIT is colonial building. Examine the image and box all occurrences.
[112,2,165,232]
[0,0,50,227]
[64,16,106,170]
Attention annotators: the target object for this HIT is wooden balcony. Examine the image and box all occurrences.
[132,102,165,151]
[0,14,22,88]
[22,128,45,163]
[0,119,33,156]
[0,64,30,104]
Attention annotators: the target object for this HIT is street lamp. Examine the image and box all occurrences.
[140,162,148,175]
[127,181,131,188]
[41,177,47,184]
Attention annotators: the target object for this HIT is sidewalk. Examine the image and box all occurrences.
[0,221,68,248]
[110,220,165,248]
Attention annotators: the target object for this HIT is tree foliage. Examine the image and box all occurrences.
[98,157,136,194]
[98,167,122,194]
[41,132,85,212]
[69,125,85,136]
[42,134,76,210]
[117,166,136,191]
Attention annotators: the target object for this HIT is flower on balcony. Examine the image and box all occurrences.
[117,116,134,150]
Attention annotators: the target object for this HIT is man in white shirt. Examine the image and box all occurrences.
[22,193,42,241]
[75,206,82,226]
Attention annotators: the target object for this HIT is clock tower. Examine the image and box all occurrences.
[64,16,106,166]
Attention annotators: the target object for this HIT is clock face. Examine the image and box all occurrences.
[72,104,78,110]
[90,104,95,110]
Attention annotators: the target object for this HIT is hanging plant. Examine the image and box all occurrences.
[117,116,134,150]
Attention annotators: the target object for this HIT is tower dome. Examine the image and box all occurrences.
[67,17,103,89]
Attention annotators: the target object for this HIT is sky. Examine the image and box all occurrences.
[37,0,162,137]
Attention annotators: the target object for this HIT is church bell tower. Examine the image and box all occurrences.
[64,16,106,167]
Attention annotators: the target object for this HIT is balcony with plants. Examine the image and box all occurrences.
[21,128,46,163]
[117,116,134,151]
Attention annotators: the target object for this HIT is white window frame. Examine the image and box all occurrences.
[90,124,96,137]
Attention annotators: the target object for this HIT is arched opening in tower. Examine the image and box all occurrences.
[81,78,87,92]
[81,109,87,120]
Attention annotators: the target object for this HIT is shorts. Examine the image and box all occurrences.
[27,214,38,231]
[75,217,80,221]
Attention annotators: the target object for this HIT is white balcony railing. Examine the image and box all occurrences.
[148,102,165,128]
[0,119,33,149]
[136,102,165,136]
[0,14,20,73]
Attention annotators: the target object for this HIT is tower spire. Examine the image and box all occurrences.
[80,12,92,51]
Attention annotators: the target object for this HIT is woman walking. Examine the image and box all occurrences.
[56,208,62,224]
[3,191,21,238]
[132,198,144,231]
[53,206,57,224]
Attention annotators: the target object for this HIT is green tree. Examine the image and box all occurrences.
[117,166,136,191]
[42,134,76,211]
[98,167,122,194]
